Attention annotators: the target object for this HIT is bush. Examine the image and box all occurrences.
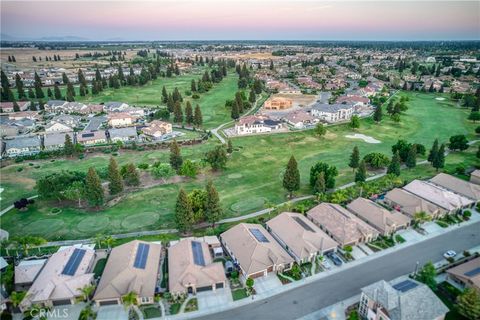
[463,210,472,218]
[138,163,149,170]
[455,165,466,175]
[151,163,175,179]
[17,167,23,172]
[192,94,200,99]
[363,152,390,169]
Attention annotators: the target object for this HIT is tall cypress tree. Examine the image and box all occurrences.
[373,105,383,123]
[167,94,175,113]
[175,188,194,233]
[185,101,193,125]
[108,157,123,195]
[387,151,401,176]
[1,70,13,101]
[66,82,75,102]
[161,86,168,103]
[205,181,222,227]
[85,167,104,206]
[193,104,203,127]
[64,134,75,156]
[313,171,326,194]
[349,146,360,171]
[173,101,183,123]
[235,92,244,113]
[355,160,367,183]
[428,139,439,163]
[124,163,140,186]
[231,101,240,120]
[15,74,25,99]
[34,72,44,99]
[54,84,62,100]
[283,156,300,198]
[433,144,445,172]
[405,144,417,168]
[169,140,183,172]
[190,79,197,92]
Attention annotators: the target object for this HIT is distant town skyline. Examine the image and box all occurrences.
[1,1,479,41]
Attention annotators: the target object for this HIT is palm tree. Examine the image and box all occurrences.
[10,291,26,308]
[413,211,431,224]
[78,305,95,320]
[14,236,46,255]
[122,291,138,310]
[95,234,105,249]
[101,236,115,251]
[77,284,95,302]
[0,239,13,256]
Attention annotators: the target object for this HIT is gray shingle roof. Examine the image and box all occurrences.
[44,132,74,147]
[108,127,137,138]
[5,136,41,149]
[311,102,354,113]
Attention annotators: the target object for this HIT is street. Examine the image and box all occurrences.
[193,221,480,320]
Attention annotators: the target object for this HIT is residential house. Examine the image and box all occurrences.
[104,101,129,112]
[8,111,41,121]
[234,115,281,135]
[44,100,68,112]
[107,112,135,128]
[51,114,82,128]
[346,198,411,236]
[20,246,95,311]
[14,259,47,291]
[264,97,293,110]
[93,240,161,306]
[0,101,30,113]
[403,180,474,214]
[43,132,74,151]
[108,127,138,143]
[429,173,480,205]
[282,110,318,129]
[76,131,107,145]
[220,223,293,279]
[45,122,74,133]
[470,170,480,185]
[336,95,370,108]
[141,120,173,139]
[3,136,41,157]
[446,257,480,291]
[266,212,338,264]
[168,238,227,296]
[384,188,446,219]
[0,118,35,137]
[359,277,448,320]
[310,103,354,123]
[307,203,379,247]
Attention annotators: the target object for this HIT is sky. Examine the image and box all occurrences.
[1,0,479,41]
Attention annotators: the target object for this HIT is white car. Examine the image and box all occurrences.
[443,250,457,259]
[321,259,332,270]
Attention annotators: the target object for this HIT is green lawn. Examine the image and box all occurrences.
[231,288,248,301]
[1,92,477,240]
[141,306,162,319]
[93,258,107,278]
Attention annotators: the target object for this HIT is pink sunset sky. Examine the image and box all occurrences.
[1,1,479,40]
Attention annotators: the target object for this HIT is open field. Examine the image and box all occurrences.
[1,92,477,240]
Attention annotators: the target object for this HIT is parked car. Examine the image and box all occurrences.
[443,250,457,259]
[321,259,332,270]
[327,252,343,266]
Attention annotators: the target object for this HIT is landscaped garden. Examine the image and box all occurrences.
[0,92,478,240]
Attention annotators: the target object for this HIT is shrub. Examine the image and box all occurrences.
[455,165,466,175]
[17,167,23,172]
[192,94,200,99]
[463,210,472,218]
[151,163,175,179]
[138,163,149,170]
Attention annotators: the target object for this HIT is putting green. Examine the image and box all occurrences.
[231,197,265,213]
[77,216,110,233]
[121,212,159,230]
[24,219,65,235]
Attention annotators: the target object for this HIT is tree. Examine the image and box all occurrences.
[78,284,95,302]
[122,291,138,309]
[310,162,338,189]
[64,181,85,208]
[249,89,256,103]
[205,181,222,227]
[185,101,194,125]
[314,123,326,138]
[85,167,104,206]
[79,305,96,320]
[37,170,86,201]
[193,104,203,127]
[349,115,360,129]
[313,171,326,194]
[246,277,255,295]
[169,140,183,172]
[180,160,198,178]
[469,111,480,122]
[428,139,439,163]
[175,189,194,233]
[355,160,367,183]
[66,82,75,102]
[448,134,469,151]
[387,151,401,176]
[123,163,140,186]
[64,134,75,156]
[205,145,228,171]
[405,144,417,168]
[33,72,44,98]
[373,105,383,123]
[226,139,233,153]
[15,73,25,99]
[283,156,300,198]
[415,261,437,290]
[349,146,360,171]
[231,100,240,119]
[161,86,168,103]
[14,236,46,255]
[101,235,115,250]
[108,157,123,195]
[433,144,445,171]
[54,84,62,99]
[10,291,26,308]
[457,288,480,320]
[363,152,390,169]
[173,101,183,123]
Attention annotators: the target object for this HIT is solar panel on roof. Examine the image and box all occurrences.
[191,241,206,266]
[82,133,94,138]
[464,267,480,277]
[392,280,418,292]
[293,216,315,232]
[133,243,150,269]
[249,228,269,243]
[61,248,86,276]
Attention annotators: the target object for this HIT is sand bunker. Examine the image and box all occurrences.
[435,97,446,101]
[345,134,381,144]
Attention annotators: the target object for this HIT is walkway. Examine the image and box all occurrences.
[0,195,38,217]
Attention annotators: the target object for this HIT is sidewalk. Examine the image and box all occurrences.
[298,295,360,320]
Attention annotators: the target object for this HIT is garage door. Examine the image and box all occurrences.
[99,300,119,306]
[52,299,71,306]
[215,282,224,289]
[249,271,265,279]
[197,285,213,292]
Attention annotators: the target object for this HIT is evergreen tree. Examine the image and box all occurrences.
[12,101,19,112]
[457,288,480,320]
[235,92,244,113]
[433,144,445,172]
[33,72,44,98]
[415,262,437,290]
[185,101,193,125]
[77,69,87,86]
[66,82,75,102]
[85,167,104,206]
[161,86,168,103]
[64,134,75,156]
[167,94,175,113]
[1,70,13,101]
[204,145,228,171]
[349,146,360,171]
[173,87,182,102]
[226,139,233,153]
[373,105,383,123]
[47,87,53,98]
[54,84,62,100]
[428,139,439,163]
[169,140,183,172]
[355,160,367,183]
[190,79,197,92]
[173,101,183,123]
[123,163,140,186]
[231,100,240,120]
[107,157,123,195]
[62,72,69,85]
[283,156,300,198]
[175,188,194,233]
[249,89,256,103]
[387,151,401,176]
[28,88,35,99]
[79,84,86,96]
[314,123,326,137]
[205,181,222,227]
[15,74,25,99]
[193,104,203,127]
[349,115,360,129]
[313,171,326,194]
[405,144,417,168]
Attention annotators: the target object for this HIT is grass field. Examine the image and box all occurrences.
[1,92,477,240]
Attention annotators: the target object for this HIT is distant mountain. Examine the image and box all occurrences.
[38,35,89,41]
[0,33,17,41]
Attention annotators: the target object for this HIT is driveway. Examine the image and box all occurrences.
[397,229,424,243]
[47,303,84,320]
[254,274,283,295]
[197,288,233,312]
[96,305,128,320]
[350,246,368,260]
[422,221,445,234]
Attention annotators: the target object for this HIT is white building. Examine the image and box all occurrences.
[310,103,354,123]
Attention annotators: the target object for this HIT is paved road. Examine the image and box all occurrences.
[193,221,480,320]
